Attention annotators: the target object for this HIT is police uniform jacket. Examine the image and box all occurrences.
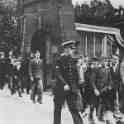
[54,54,80,96]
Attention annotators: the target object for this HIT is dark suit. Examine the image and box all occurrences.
[11,65,22,97]
[86,65,114,119]
[29,58,43,103]
[20,58,31,94]
[0,58,6,89]
[111,64,123,112]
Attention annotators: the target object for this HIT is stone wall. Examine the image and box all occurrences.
[22,0,80,55]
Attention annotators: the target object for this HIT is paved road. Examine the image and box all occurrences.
[0,87,123,124]
[0,88,74,124]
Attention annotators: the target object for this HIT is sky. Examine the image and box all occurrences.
[72,0,124,8]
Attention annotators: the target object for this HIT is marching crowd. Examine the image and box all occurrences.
[52,40,124,124]
[0,40,124,124]
[0,50,43,104]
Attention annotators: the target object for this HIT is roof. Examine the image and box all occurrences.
[75,23,124,48]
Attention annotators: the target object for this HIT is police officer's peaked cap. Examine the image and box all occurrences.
[61,40,78,48]
[90,57,99,62]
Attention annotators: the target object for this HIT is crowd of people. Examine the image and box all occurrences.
[0,40,124,124]
[52,40,124,124]
[0,50,43,104]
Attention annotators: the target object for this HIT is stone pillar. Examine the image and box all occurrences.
[23,13,38,55]
[58,0,80,41]
[21,16,26,55]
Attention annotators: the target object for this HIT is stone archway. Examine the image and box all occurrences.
[31,29,52,90]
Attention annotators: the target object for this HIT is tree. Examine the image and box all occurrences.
[0,0,20,54]
[74,0,116,26]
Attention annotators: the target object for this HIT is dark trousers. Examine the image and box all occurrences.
[119,85,124,113]
[31,78,43,103]
[53,94,83,124]
[22,75,31,94]
[100,89,115,112]
[84,87,100,119]
[11,76,22,97]
[0,75,6,89]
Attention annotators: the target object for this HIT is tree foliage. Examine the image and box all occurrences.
[0,0,20,53]
[74,0,124,27]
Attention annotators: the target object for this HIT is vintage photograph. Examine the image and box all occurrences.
[0,0,124,124]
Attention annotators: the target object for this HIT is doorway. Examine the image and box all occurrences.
[31,29,51,90]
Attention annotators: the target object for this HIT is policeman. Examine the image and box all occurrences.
[53,40,83,124]
[29,50,43,104]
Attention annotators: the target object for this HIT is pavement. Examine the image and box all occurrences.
[0,87,73,124]
[0,86,124,124]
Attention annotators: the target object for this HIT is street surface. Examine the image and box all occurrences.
[0,86,123,124]
[0,86,74,124]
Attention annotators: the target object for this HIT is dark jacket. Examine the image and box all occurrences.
[5,58,13,76]
[20,59,30,76]
[0,59,6,76]
[110,64,122,90]
[90,66,113,93]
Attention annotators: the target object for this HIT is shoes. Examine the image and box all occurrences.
[18,92,22,97]
[32,100,36,104]
[38,101,42,104]
[37,99,42,104]
[19,94,22,97]
[114,111,124,120]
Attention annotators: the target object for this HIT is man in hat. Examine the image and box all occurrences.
[29,50,43,104]
[53,40,83,124]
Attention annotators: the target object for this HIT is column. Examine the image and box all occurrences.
[85,34,88,57]
[80,31,84,56]
[38,16,42,29]
[21,16,26,55]
[93,32,96,57]
[103,35,107,57]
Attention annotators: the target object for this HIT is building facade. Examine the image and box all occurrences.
[20,0,80,88]
[19,0,124,88]
[75,23,124,59]
[20,0,80,57]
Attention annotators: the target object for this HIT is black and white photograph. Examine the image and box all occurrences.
[0,0,124,124]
